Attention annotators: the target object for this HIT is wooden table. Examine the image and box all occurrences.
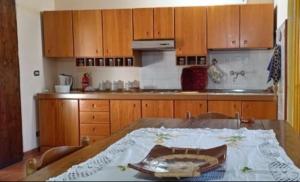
[24,118,300,181]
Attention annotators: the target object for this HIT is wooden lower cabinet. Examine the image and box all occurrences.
[242,101,277,120]
[142,100,174,118]
[79,100,110,143]
[110,100,141,134]
[208,101,241,118]
[39,99,79,149]
[174,100,207,119]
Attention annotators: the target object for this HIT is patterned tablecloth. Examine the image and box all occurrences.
[48,127,300,181]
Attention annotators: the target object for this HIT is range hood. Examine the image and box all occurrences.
[132,40,175,51]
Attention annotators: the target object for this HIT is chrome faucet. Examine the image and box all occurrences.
[230,70,246,82]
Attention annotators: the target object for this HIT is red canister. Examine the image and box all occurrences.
[81,73,90,91]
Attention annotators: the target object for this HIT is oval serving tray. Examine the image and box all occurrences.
[128,145,227,179]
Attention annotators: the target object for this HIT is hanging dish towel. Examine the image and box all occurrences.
[267,45,281,84]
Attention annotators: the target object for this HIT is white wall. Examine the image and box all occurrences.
[16,0,55,152]
[274,0,288,28]
[54,0,272,10]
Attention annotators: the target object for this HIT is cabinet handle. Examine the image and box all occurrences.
[186,111,191,119]
[145,104,148,107]
[244,40,248,44]
[133,104,136,108]
[92,115,95,120]
[96,49,98,53]
[92,127,96,132]
[232,40,236,44]
[199,104,202,107]
[92,104,96,108]
[157,31,160,35]
[233,104,236,109]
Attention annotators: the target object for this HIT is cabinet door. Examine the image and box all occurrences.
[175,7,207,56]
[73,10,103,57]
[208,101,241,118]
[154,8,174,39]
[39,100,57,147]
[174,100,207,119]
[133,8,154,40]
[207,5,239,49]
[242,101,277,120]
[102,9,133,57]
[56,100,79,146]
[110,100,141,134]
[240,4,274,48]
[142,100,174,118]
[42,11,74,58]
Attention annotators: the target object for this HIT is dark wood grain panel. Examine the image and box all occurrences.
[0,0,23,169]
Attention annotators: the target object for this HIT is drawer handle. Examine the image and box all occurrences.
[92,104,96,108]
[199,104,202,107]
[92,115,95,120]
[145,104,148,107]
[92,127,96,132]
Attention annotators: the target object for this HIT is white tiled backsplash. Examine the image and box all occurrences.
[140,50,273,90]
[53,49,273,90]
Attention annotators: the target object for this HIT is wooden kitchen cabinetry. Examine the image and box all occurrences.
[142,100,174,118]
[79,100,110,143]
[174,100,207,119]
[102,9,133,57]
[39,99,79,151]
[175,7,207,56]
[208,101,241,118]
[242,101,277,120]
[133,8,174,40]
[133,8,154,40]
[207,5,240,49]
[154,8,174,39]
[240,4,274,48]
[42,11,74,58]
[110,100,141,134]
[73,10,103,57]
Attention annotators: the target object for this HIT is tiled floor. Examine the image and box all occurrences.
[0,149,41,181]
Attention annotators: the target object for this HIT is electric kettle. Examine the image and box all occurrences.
[58,74,73,86]
[55,74,73,93]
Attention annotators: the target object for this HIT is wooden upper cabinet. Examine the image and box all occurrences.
[102,9,133,57]
[73,10,103,57]
[133,8,154,40]
[240,4,274,48]
[208,101,241,118]
[142,100,174,118]
[242,101,277,120]
[174,100,207,119]
[154,8,174,39]
[207,5,240,49]
[175,7,207,56]
[42,11,74,58]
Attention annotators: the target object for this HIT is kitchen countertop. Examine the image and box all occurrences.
[37,89,277,101]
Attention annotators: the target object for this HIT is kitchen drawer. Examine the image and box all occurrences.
[81,136,109,143]
[80,100,109,112]
[80,112,109,124]
[80,124,110,136]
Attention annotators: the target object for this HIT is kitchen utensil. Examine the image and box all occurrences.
[208,59,225,83]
